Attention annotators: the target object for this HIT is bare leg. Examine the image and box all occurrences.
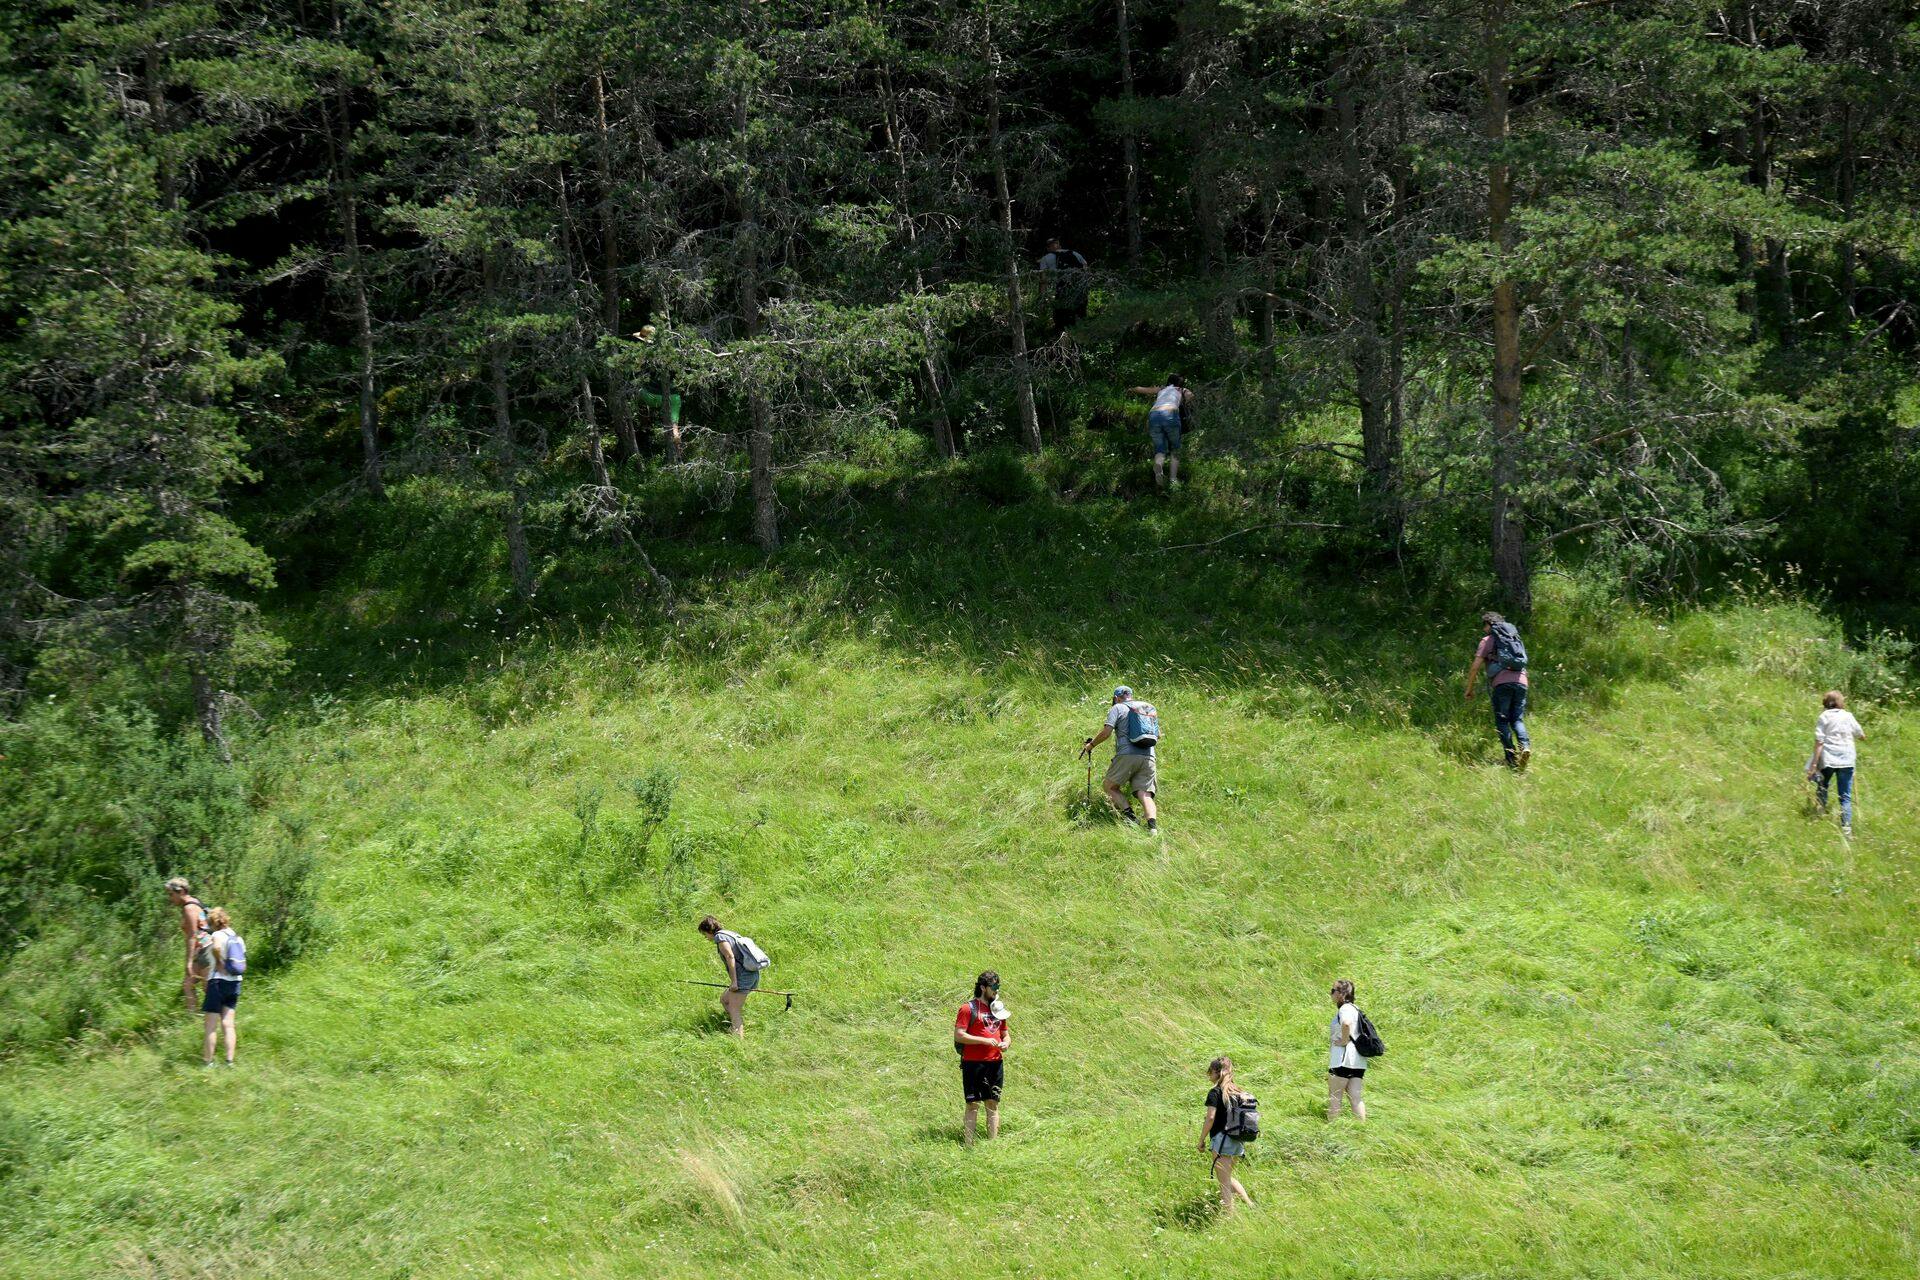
[1327,1074,1344,1120]
[1137,789,1157,823]
[203,1012,220,1064]
[963,1101,979,1147]
[985,1099,999,1140]
[1102,780,1132,817]
[721,989,745,1037]
[221,1008,238,1064]
[1168,455,1180,486]
[1153,452,1167,488]
[1347,1074,1367,1121]
[1214,1153,1237,1213]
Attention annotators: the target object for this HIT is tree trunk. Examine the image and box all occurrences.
[324,4,383,498]
[1837,97,1856,328]
[592,70,642,463]
[1335,63,1396,523]
[1115,0,1143,267]
[483,253,535,602]
[880,65,956,458]
[1483,0,1530,613]
[579,375,612,489]
[986,63,1041,454]
[736,3,780,551]
[142,0,175,210]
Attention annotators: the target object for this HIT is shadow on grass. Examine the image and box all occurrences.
[257,464,1743,753]
[1156,1188,1224,1232]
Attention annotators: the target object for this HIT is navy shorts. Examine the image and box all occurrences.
[1149,409,1182,455]
[961,1058,1004,1103]
[202,978,241,1013]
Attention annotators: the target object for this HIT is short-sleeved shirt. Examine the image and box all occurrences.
[207,928,242,981]
[1107,702,1153,759]
[1330,1002,1364,1070]
[1205,1085,1231,1135]
[1152,385,1184,415]
[955,999,1005,1062]
[1814,708,1863,768]
[1476,634,1528,688]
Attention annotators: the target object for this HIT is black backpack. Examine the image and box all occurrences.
[1354,1009,1386,1059]
[1222,1091,1260,1142]
[1488,620,1528,673]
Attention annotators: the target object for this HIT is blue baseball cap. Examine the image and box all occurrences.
[1113,685,1132,700]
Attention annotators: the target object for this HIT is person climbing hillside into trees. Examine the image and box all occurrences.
[1806,689,1866,838]
[954,970,1009,1146]
[1038,237,1090,335]
[697,915,768,1038]
[1127,376,1191,491]
[1080,685,1160,831]
[1464,610,1531,770]
[165,877,210,1010]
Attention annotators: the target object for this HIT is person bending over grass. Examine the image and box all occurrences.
[1199,1056,1254,1214]
[200,908,244,1067]
[954,971,1009,1146]
[1080,685,1159,831]
[1464,610,1531,770]
[1327,979,1368,1121]
[1127,376,1191,491]
[1807,689,1866,838]
[166,877,210,1011]
[697,915,763,1038]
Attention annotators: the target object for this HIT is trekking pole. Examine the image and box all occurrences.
[682,979,796,1012]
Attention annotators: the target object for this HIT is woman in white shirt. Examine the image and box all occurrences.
[1328,979,1367,1121]
[1806,690,1866,836]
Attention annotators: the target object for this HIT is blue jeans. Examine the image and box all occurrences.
[1149,408,1182,455]
[1817,766,1854,825]
[1490,683,1530,764]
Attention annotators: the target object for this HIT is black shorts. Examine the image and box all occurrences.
[202,979,241,1014]
[961,1058,1004,1103]
[1330,1066,1365,1079]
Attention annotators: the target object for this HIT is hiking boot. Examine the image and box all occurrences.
[1119,807,1139,824]
[201,1060,218,1069]
[1146,818,1158,832]
[1517,747,1531,773]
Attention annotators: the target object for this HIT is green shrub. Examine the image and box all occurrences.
[236,835,323,973]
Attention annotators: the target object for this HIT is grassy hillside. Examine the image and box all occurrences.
[2,498,1918,1279]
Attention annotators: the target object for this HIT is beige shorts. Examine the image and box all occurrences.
[1104,753,1156,796]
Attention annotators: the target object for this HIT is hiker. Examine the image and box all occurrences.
[1807,690,1866,837]
[165,877,210,1010]
[697,915,767,1037]
[1198,1055,1255,1214]
[1038,238,1090,334]
[1327,979,1368,1121]
[200,907,246,1067]
[1126,377,1191,490]
[1464,610,1531,769]
[954,970,1009,1145]
[1079,685,1159,831]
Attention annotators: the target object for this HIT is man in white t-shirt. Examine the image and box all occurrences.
[1807,690,1866,836]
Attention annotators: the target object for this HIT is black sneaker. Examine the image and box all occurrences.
[1146,818,1158,832]
[1120,808,1138,824]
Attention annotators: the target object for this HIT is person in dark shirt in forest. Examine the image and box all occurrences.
[1038,238,1090,334]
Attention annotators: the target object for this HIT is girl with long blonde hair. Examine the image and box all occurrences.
[1198,1055,1254,1213]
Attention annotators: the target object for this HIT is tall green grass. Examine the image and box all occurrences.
[2,532,1916,1277]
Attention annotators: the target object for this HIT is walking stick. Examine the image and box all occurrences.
[682,979,795,1012]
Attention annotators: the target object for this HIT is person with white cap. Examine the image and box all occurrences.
[1079,684,1160,831]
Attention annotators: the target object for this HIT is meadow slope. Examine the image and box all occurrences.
[3,580,1917,1279]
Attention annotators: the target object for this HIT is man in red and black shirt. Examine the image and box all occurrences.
[954,970,1009,1145]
